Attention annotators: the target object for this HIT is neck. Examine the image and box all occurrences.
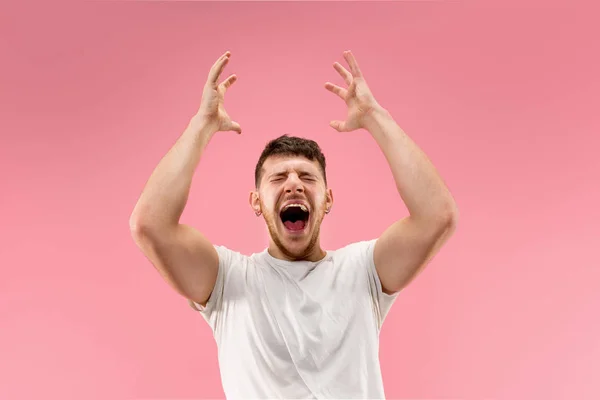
[267,240,327,262]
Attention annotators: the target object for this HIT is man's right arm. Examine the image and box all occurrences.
[129,51,241,307]
[129,118,220,307]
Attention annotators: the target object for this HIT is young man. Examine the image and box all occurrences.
[130,50,458,399]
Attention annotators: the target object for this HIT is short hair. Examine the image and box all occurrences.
[254,134,327,188]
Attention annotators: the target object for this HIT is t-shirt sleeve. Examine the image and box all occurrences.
[361,238,400,331]
[188,244,232,326]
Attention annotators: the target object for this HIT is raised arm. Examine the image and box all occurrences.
[129,51,241,307]
[325,51,459,294]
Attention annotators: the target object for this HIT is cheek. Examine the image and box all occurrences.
[260,195,278,214]
[311,195,320,206]
[311,193,327,210]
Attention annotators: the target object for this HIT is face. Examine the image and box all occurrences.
[250,155,333,259]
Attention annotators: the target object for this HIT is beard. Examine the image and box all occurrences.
[261,197,327,260]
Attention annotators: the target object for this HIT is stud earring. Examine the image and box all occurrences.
[255,211,262,217]
[325,208,330,214]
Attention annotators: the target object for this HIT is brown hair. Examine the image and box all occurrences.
[255,134,327,188]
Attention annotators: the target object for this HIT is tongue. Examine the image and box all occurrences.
[284,220,305,231]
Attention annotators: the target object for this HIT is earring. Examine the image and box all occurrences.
[325,208,330,214]
[255,211,262,217]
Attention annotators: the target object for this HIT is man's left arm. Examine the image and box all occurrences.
[325,50,459,295]
[363,108,458,294]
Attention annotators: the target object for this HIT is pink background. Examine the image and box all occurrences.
[1,1,599,399]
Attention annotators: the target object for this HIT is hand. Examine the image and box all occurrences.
[325,50,383,132]
[195,51,242,134]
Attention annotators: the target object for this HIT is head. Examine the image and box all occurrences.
[249,134,333,261]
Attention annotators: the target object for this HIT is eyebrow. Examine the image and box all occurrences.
[269,170,315,178]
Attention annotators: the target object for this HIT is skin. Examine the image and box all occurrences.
[129,52,240,307]
[322,51,459,294]
[130,50,458,308]
[249,155,333,262]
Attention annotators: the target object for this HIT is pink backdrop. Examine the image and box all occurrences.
[1,1,599,399]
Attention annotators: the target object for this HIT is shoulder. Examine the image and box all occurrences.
[213,243,252,268]
[333,238,378,261]
[188,244,251,314]
[210,244,256,285]
[327,239,379,279]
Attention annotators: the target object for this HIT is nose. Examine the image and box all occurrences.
[284,174,304,194]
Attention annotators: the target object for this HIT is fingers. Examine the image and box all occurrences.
[324,82,347,100]
[220,74,237,91]
[329,120,351,132]
[227,120,242,134]
[343,50,362,78]
[333,62,353,86]
[331,51,362,87]
[329,120,347,132]
[207,51,231,87]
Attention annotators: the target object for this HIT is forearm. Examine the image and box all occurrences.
[363,107,457,222]
[130,116,218,229]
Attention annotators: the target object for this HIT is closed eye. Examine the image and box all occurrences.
[270,173,316,182]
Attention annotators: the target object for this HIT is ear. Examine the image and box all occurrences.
[326,188,334,213]
[249,190,261,215]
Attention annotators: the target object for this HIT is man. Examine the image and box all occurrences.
[130,50,458,399]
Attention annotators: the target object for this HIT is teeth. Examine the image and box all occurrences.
[283,203,308,212]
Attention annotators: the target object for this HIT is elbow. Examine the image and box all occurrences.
[129,217,163,253]
[445,204,459,226]
[129,207,157,234]
[129,213,176,242]
[129,212,156,240]
[439,198,459,226]
[129,212,145,235]
[129,217,149,245]
[427,203,458,237]
[418,202,459,229]
[441,205,459,238]
[129,218,143,232]
[441,204,459,232]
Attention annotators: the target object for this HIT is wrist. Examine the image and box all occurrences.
[187,114,219,137]
[361,104,390,130]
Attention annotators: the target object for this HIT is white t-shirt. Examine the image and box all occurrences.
[189,239,399,399]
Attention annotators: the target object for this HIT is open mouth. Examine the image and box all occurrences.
[279,204,310,232]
